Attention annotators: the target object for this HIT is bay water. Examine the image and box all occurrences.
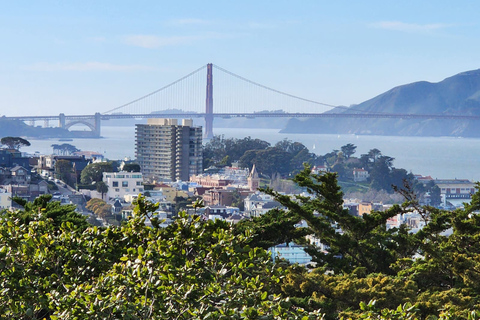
[22,126,480,182]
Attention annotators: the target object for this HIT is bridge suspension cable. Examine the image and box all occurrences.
[101,63,372,116]
[212,64,336,108]
[102,64,208,115]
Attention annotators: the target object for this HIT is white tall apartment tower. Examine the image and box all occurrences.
[135,119,203,182]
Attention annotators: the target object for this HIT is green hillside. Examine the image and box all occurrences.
[282,69,480,137]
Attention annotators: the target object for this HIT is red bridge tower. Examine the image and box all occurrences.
[204,63,214,139]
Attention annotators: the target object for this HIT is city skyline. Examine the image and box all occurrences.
[1,1,480,116]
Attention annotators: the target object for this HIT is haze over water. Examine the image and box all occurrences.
[22,126,480,183]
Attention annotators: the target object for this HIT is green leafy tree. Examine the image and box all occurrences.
[341,143,357,159]
[0,136,30,150]
[54,159,73,185]
[368,148,382,163]
[240,147,293,178]
[218,155,231,167]
[231,189,245,211]
[370,156,394,191]
[190,198,205,214]
[248,165,413,275]
[95,181,109,200]
[429,184,442,206]
[237,165,480,318]
[227,136,271,161]
[0,195,321,319]
[86,198,112,219]
[10,194,88,230]
[203,135,271,168]
[51,143,79,155]
[122,163,141,172]
[275,139,308,155]
[174,195,202,214]
[80,161,114,184]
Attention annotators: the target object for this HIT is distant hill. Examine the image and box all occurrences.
[103,109,288,129]
[281,69,480,137]
[0,117,70,139]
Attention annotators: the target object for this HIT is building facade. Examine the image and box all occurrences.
[102,171,144,200]
[0,189,11,209]
[136,119,202,182]
[434,179,476,199]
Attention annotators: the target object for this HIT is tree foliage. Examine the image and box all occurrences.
[0,136,30,150]
[51,143,79,155]
[86,198,112,219]
[5,165,480,318]
[55,159,73,185]
[341,143,357,159]
[238,139,316,178]
[0,195,321,319]
[10,194,88,230]
[122,163,141,172]
[95,181,109,200]
[238,165,480,318]
[203,135,271,168]
[80,161,115,184]
[250,165,413,275]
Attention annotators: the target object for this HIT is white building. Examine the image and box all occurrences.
[103,171,144,200]
[0,189,11,210]
[434,179,476,199]
[244,192,274,213]
[353,168,369,182]
[270,243,312,265]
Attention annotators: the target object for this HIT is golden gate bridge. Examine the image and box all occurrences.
[5,63,480,139]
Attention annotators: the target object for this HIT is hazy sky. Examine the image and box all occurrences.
[1,1,480,116]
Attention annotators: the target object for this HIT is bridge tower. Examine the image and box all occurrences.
[204,63,214,139]
[59,113,66,128]
[94,112,101,137]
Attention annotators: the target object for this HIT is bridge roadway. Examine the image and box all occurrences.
[5,112,480,121]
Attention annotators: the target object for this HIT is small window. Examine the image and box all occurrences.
[122,181,128,187]
[112,181,118,187]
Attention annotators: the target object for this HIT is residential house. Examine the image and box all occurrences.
[103,171,144,200]
[0,149,30,169]
[10,166,31,185]
[358,202,384,216]
[311,165,328,175]
[153,183,188,202]
[244,192,283,217]
[205,205,240,220]
[353,168,369,182]
[202,188,233,206]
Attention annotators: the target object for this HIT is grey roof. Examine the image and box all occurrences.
[261,201,282,209]
[10,165,27,172]
[246,194,263,201]
[228,214,243,221]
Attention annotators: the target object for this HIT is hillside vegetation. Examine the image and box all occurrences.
[283,69,480,137]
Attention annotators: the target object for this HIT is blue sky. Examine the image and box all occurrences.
[1,1,480,116]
